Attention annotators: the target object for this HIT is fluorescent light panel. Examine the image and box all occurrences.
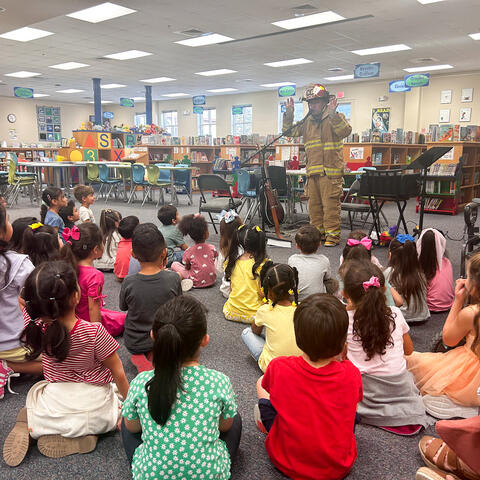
[469,33,480,40]
[206,88,238,92]
[89,100,113,104]
[66,2,136,23]
[33,93,50,98]
[403,64,453,72]
[49,62,89,70]
[260,82,295,88]
[324,74,354,81]
[162,93,189,97]
[265,58,312,67]
[195,69,237,76]
[131,97,145,101]
[140,77,175,83]
[351,44,411,55]
[272,11,345,30]
[104,50,152,60]
[56,89,84,93]
[4,71,40,78]
[101,83,126,89]
[175,33,233,47]
[417,0,446,4]
[0,27,54,42]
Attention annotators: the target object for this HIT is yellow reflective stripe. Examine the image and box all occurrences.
[306,165,325,175]
[324,144,343,151]
[324,167,343,174]
[305,140,343,150]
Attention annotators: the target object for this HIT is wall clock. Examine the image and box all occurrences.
[7,113,16,123]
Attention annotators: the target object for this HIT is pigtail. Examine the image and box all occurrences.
[247,226,267,279]
[260,260,276,304]
[21,224,60,267]
[224,225,244,281]
[40,187,62,223]
[292,266,299,306]
[0,204,11,287]
[261,262,298,307]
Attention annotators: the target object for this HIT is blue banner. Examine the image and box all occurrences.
[103,111,114,119]
[120,97,135,107]
[232,106,243,115]
[404,73,430,88]
[354,63,380,79]
[192,95,206,105]
[278,85,296,97]
[14,86,34,98]
[389,80,411,93]
[193,106,204,114]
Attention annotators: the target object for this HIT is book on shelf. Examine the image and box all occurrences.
[427,162,457,176]
[425,197,445,210]
[439,125,454,142]
[372,152,383,166]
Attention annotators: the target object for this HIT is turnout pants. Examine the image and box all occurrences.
[307,174,343,242]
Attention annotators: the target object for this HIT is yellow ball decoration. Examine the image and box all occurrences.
[70,149,83,162]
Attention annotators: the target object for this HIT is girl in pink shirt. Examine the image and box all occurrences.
[171,214,218,288]
[417,229,454,312]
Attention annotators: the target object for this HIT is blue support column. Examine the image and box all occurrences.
[145,85,152,124]
[92,78,102,125]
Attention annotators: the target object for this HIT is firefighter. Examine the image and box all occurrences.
[283,84,352,246]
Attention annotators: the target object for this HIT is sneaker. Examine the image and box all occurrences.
[37,434,98,458]
[324,240,340,247]
[253,404,267,434]
[3,408,30,467]
[0,360,19,399]
[423,394,480,420]
[181,279,194,292]
[415,467,447,480]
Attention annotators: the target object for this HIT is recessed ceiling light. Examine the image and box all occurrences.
[195,69,237,76]
[264,58,313,67]
[324,74,354,81]
[417,0,446,4]
[140,77,175,83]
[131,97,145,101]
[403,64,453,72]
[351,44,411,56]
[175,33,233,47]
[272,11,345,30]
[101,83,126,89]
[0,27,54,42]
[66,2,136,23]
[104,50,152,60]
[4,71,41,78]
[260,82,296,87]
[206,88,238,93]
[162,93,189,97]
[469,32,480,40]
[49,62,89,70]
[56,88,85,93]
[89,100,113,104]
[33,93,50,98]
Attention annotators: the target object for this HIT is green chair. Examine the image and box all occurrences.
[143,165,171,207]
[86,162,103,198]
[7,158,37,206]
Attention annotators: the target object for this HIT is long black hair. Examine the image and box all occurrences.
[60,223,103,270]
[21,261,77,361]
[40,187,63,223]
[21,224,60,266]
[99,209,121,257]
[224,224,267,281]
[260,261,299,307]
[0,204,11,287]
[146,296,207,426]
[9,216,38,252]
[418,229,446,282]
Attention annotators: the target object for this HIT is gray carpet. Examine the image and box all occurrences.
[0,193,468,479]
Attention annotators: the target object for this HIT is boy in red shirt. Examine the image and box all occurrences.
[256,293,363,480]
[114,216,139,282]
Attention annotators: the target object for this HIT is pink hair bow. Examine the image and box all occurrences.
[62,225,80,245]
[347,236,372,251]
[363,276,380,291]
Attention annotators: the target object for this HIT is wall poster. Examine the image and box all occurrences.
[372,107,390,132]
[37,106,61,142]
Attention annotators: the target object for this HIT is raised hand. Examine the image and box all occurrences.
[285,97,295,114]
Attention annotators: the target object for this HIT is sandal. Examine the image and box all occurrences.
[416,467,448,480]
[419,436,480,480]
[37,434,98,458]
[3,408,30,467]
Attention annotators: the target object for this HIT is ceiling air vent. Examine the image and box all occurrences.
[328,67,345,72]
[0,7,6,13]
[176,28,205,37]
[412,57,439,64]
[292,4,317,15]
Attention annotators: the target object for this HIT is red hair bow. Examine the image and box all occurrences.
[62,225,80,245]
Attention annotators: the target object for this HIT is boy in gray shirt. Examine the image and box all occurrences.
[288,225,336,301]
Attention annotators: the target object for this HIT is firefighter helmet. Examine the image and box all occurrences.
[303,83,330,102]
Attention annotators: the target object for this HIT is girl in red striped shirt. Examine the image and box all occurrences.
[3,260,129,467]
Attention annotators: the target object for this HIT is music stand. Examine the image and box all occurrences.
[404,146,453,234]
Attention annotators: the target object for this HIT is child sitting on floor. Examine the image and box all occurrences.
[242,262,301,372]
[120,223,182,370]
[58,200,79,229]
[40,187,67,238]
[256,293,362,480]
[218,210,243,298]
[114,216,139,282]
[343,260,429,434]
[385,234,430,323]
[171,214,218,288]
[73,184,95,224]
[223,225,268,324]
[157,205,188,267]
[340,229,383,269]
[21,223,61,266]
[288,224,335,301]
[121,295,241,480]
[417,228,454,313]
[407,251,480,420]
[94,209,122,271]
[9,217,38,252]
[61,223,125,337]
[3,261,128,467]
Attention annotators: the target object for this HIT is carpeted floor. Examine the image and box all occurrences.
[0,193,469,479]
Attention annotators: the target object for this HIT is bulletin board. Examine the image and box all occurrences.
[37,106,62,142]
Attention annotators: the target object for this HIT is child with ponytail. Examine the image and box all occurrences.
[3,261,128,467]
[21,223,61,266]
[385,234,430,323]
[171,213,218,288]
[241,262,302,372]
[61,223,125,336]
[40,187,67,238]
[121,295,241,480]
[223,224,268,323]
[343,260,428,434]
[94,209,122,271]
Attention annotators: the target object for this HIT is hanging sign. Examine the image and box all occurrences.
[103,111,114,119]
[193,106,204,114]
[389,80,411,93]
[14,87,34,98]
[192,95,206,105]
[232,106,243,115]
[404,73,430,88]
[354,63,380,79]
[278,84,296,97]
[120,98,135,107]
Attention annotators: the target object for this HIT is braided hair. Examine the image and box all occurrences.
[260,261,299,307]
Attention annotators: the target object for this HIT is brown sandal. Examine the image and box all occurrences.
[3,408,30,467]
[37,434,98,458]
